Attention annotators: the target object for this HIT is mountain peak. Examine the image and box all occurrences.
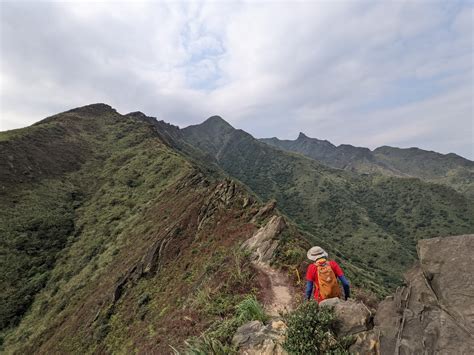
[295,132,334,147]
[202,115,234,128]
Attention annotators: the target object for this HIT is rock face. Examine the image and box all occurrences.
[372,234,474,354]
[232,320,287,355]
[242,215,286,264]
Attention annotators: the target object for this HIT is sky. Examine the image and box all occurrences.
[0,0,472,159]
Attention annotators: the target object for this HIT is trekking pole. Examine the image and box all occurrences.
[294,268,301,285]
[282,264,302,285]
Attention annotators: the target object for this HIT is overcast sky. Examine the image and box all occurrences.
[0,1,472,159]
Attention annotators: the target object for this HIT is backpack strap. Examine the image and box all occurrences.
[314,258,328,266]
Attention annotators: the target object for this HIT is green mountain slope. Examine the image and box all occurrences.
[182,117,474,288]
[260,133,474,196]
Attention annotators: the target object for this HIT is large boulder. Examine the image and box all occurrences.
[372,234,474,354]
[319,298,373,337]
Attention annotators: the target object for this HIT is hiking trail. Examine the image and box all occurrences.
[255,263,294,317]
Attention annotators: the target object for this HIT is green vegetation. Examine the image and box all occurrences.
[0,113,95,331]
[0,180,75,330]
[283,301,352,354]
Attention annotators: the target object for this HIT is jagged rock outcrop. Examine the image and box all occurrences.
[366,234,474,354]
[242,215,286,264]
[232,320,288,355]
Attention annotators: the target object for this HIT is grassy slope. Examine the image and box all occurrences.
[182,120,474,290]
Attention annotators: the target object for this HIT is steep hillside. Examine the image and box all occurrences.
[182,117,474,289]
[260,133,474,196]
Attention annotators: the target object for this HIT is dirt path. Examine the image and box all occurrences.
[255,263,294,317]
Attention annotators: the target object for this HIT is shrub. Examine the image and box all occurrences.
[283,301,350,354]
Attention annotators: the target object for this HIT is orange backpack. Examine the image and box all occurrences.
[316,260,341,300]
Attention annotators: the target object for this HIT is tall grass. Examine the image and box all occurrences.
[235,295,268,323]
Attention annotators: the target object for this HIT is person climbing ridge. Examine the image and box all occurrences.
[304,246,350,302]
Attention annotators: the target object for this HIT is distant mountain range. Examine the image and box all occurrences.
[1,105,473,353]
[178,116,473,285]
[260,133,474,197]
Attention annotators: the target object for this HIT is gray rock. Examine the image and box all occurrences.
[232,321,267,348]
[232,320,287,355]
[319,298,372,337]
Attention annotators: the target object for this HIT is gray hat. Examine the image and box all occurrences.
[307,246,328,261]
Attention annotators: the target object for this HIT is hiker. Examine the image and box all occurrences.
[304,246,350,302]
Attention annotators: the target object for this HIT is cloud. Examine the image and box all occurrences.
[0,0,472,158]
